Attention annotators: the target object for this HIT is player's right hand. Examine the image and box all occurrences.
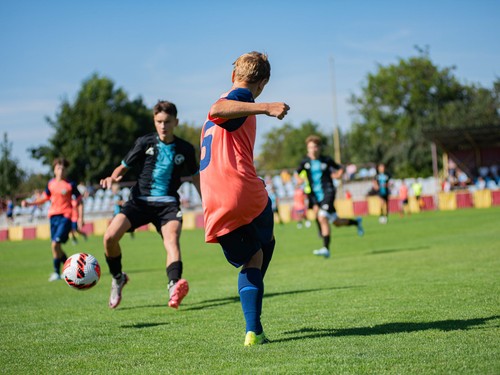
[267,102,290,120]
[100,176,122,190]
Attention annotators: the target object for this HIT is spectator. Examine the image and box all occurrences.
[457,169,470,188]
[345,164,357,181]
[399,181,410,217]
[411,179,424,209]
[6,197,15,225]
[293,184,310,229]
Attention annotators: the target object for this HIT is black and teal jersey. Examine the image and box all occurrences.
[121,133,199,203]
[296,155,342,202]
[375,172,391,196]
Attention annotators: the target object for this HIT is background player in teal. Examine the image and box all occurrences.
[296,135,363,259]
[100,100,201,309]
[374,163,391,223]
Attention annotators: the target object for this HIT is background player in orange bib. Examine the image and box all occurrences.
[22,158,83,281]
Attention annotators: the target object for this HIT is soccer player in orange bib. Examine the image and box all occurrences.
[22,158,84,281]
[200,52,289,346]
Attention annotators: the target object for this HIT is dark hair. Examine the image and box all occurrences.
[153,100,178,117]
[305,135,322,146]
[53,157,69,168]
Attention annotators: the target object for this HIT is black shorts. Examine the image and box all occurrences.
[307,191,336,213]
[217,199,274,268]
[121,198,182,233]
[379,193,389,202]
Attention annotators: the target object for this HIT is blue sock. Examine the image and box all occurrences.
[238,268,264,334]
[53,258,61,274]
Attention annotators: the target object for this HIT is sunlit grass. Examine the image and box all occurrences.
[1,207,499,374]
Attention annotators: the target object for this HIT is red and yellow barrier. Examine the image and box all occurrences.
[1,190,498,242]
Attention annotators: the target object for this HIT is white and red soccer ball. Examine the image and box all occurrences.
[62,253,101,290]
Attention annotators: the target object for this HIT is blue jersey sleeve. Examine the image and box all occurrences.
[218,88,255,132]
[71,181,81,199]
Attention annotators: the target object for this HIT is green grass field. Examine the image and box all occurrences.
[1,207,499,374]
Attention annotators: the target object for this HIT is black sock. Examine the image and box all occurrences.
[166,261,183,284]
[322,235,330,249]
[60,252,68,264]
[105,254,122,279]
[349,219,358,225]
[315,219,322,237]
[53,258,61,274]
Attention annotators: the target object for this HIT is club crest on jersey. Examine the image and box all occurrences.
[174,154,185,165]
[145,147,155,155]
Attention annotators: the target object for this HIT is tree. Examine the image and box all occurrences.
[30,73,154,183]
[175,122,202,160]
[20,173,50,196]
[347,48,500,177]
[0,133,25,197]
[257,121,333,172]
[436,78,500,128]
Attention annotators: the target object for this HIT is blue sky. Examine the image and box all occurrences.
[1,0,499,173]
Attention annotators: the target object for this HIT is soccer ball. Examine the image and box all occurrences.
[62,253,101,290]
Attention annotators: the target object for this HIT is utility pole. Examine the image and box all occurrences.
[329,56,341,164]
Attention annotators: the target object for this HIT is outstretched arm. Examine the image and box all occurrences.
[331,168,344,180]
[210,100,290,120]
[100,164,128,190]
[22,194,49,208]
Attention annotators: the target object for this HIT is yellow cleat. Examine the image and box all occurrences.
[244,331,270,346]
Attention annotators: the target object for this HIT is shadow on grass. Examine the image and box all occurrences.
[182,285,364,311]
[121,322,170,329]
[275,315,500,343]
[117,304,166,311]
[123,268,160,275]
[368,245,430,255]
[114,285,363,312]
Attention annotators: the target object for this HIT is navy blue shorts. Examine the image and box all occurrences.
[217,198,274,268]
[50,215,72,243]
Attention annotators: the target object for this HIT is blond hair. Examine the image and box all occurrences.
[233,51,271,83]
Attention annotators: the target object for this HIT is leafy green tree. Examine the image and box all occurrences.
[347,48,499,177]
[436,79,500,128]
[30,73,154,183]
[257,121,333,172]
[19,173,50,196]
[0,133,26,197]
